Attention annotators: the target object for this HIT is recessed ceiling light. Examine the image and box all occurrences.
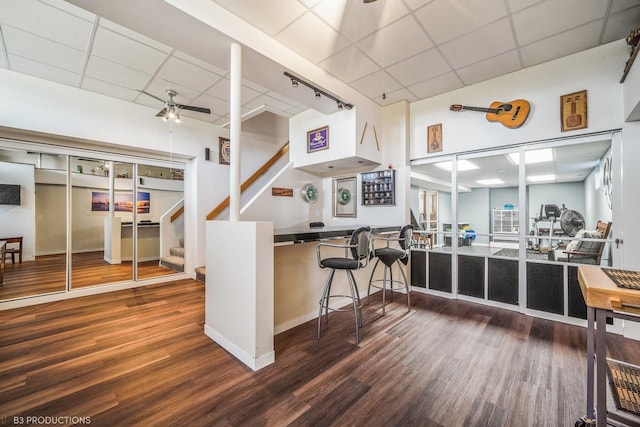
[434,160,479,171]
[528,174,555,182]
[477,178,504,185]
[507,148,554,165]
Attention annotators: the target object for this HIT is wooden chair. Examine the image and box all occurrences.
[563,221,612,265]
[1,237,23,264]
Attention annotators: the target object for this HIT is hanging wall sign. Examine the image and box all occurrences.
[307,126,329,153]
[219,137,231,165]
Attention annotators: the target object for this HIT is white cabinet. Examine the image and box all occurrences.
[492,209,519,246]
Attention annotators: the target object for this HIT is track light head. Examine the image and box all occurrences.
[291,78,299,87]
[315,90,321,99]
[337,101,344,109]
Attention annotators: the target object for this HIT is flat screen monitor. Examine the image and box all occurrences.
[0,184,20,205]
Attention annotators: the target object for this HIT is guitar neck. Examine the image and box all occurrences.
[461,105,499,114]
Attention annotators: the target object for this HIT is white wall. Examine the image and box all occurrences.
[0,162,35,260]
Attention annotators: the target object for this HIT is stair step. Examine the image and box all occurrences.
[170,246,185,257]
[195,266,206,283]
[160,255,184,272]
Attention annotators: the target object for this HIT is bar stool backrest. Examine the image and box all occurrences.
[398,225,414,252]
[349,226,371,263]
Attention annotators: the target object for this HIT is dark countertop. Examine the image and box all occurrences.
[274,225,399,243]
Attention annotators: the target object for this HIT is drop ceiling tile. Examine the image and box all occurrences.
[520,21,601,67]
[407,72,463,100]
[513,0,607,45]
[157,56,222,93]
[377,87,418,106]
[0,53,6,69]
[39,0,96,21]
[319,46,380,83]
[8,53,81,86]
[0,0,94,51]
[275,12,350,64]
[440,18,516,69]
[173,50,227,77]
[350,70,402,99]
[313,0,409,42]
[456,50,521,85]
[3,26,86,73]
[81,76,139,102]
[85,55,152,90]
[215,0,307,36]
[357,15,433,67]
[386,48,451,86]
[506,0,544,13]
[205,78,263,104]
[98,18,172,53]
[91,26,168,74]
[413,0,507,44]
[610,0,640,14]
[191,93,230,117]
[244,94,296,113]
[142,78,201,105]
[403,0,434,11]
[603,5,640,43]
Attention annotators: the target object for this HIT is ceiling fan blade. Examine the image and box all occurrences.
[139,90,167,103]
[155,108,168,117]
[176,104,211,114]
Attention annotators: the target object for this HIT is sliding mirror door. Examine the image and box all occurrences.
[136,164,185,280]
[0,148,68,300]
[70,157,134,288]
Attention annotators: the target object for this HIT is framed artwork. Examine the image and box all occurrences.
[333,176,356,217]
[307,126,329,153]
[560,90,587,132]
[427,123,442,153]
[219,137,231,165]
[91,191,150,214]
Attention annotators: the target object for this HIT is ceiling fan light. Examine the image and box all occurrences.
[168,108,177,120]
[175,113,181,123]
[162,114,169,122]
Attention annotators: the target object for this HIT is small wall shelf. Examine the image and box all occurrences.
[361,169,395,206]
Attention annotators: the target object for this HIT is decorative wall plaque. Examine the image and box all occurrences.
[427,123,442,153]
[561,90,587,132]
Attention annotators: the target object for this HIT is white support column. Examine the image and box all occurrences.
[229,43,242,221]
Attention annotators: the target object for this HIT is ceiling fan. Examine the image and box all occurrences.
[140,89,211,122]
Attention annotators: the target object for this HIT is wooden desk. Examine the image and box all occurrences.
[0,240,5,284]
[578,265,640,427]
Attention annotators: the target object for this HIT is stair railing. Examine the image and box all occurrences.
[206,142,289,220]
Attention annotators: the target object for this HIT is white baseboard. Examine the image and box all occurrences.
[204,324,275,371]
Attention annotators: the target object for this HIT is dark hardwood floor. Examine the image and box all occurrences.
[0,252,177,301]
[2,280,640,426]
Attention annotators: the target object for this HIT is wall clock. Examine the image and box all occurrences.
[301,183,318,203]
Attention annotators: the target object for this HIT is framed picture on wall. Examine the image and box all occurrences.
[219,137,231,165]
[560,90,587,132]
[427,123,442,153]
[307,126,329,153]
[333,176,356,217]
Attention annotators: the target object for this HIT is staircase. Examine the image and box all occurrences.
[160,239,185,273]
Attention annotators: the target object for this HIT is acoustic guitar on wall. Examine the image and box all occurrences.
[450,99,530,128]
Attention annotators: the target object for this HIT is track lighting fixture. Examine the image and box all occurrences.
[284,71,353,110]
[363,0,377,2]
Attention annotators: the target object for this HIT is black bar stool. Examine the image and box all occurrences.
[367,225,414,314]
[316,226,371,344]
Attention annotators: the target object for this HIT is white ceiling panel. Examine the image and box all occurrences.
[215,0,307,36]
[0,0,94,51]
[407,72,463,100]
[2,26,86,73]
[440,18,516,69]
[520,21,602,68]
[275,12,350,64]
[313,0,409,42]
[456,50,522,86]
[386,48,452,87]
[357,15,433,67]
[156,56,222,93]
[1,0,637,122]
[85,55,151,89]
[319,46,380,84]
[91,26,168,74]
[8,53,81,86]
[513,0,608,46]
[414,0,508,45]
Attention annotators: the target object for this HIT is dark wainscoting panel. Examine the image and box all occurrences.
[527,262,564,315]
[488,258,518,305]
[568,266,587,319]
[429,252,451,293]
[458,255,484,298]
[410,251,426,288]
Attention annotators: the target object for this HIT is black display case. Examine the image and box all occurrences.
[361,169,395,206]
